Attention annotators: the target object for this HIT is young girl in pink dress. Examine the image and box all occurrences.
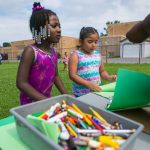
[16,2,67,105]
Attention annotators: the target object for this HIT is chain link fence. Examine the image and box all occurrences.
[1,44,150,64]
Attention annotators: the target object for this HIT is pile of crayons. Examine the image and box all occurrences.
[27,100,136,150]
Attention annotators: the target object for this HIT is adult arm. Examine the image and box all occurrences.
[126,14,150,43]
[16,46,47,101]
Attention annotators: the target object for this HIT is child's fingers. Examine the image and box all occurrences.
[93,86,102,92]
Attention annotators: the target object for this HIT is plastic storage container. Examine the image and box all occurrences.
[10,94,143,150]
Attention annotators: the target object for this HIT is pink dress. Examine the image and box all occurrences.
[63,56,69,64]
[20,45,57,105]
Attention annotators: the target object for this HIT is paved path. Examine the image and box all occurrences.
[103,58,150,64]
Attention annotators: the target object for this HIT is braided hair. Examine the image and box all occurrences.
[79,27,98,40]
[30,2,56,44]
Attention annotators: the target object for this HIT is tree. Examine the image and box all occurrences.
[3,42,11,47]
[100,20,121,37]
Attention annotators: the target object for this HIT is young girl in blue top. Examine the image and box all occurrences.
[69,27,117,97]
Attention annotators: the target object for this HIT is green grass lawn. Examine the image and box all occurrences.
[0,62,150,119]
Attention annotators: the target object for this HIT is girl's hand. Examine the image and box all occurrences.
[108,75,117,82]
[88,82,102,92]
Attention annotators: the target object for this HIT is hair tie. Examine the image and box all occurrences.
[32,5,45,12]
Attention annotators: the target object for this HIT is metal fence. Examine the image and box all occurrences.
[1,44,150,64]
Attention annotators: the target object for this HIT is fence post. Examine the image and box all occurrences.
[106,46,108,64]
[139,43,142,64]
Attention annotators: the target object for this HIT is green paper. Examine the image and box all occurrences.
[94,91,114,99]
[26,115,46,133]
[100,82,116,92]
[107,69,150,111]
[0,116,15,126]
[42,121,59,144]
[0,123,30,150]
[27,115,60,144]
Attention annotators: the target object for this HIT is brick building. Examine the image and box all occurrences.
[100,21,140,57]
[0,36,79,60]
[107,21,139,36]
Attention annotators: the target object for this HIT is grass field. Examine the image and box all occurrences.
[0,62,150,119]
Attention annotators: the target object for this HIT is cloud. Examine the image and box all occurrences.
[0,0,150,45]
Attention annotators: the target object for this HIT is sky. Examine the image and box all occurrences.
[0,0,150,45]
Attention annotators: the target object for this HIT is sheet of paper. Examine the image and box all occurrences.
[42,122,59,144]
[107,69,150,111]
[0,123,30,150]
[94,91,114,99]
[100,82,116,92]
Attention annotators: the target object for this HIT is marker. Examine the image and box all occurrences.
[39,103,61,119]
[86,115,103,133]
[67,121,78,134]
[62,100,75,111]
[99,136,119,149]
[74,136,103,148]
[39,112,49,120]
[85,113,92,118]
[65,123,78,137]
[72,104,92,126]
[89,107,107,123]
[103,129,136,134]
[58,120,70,140]
[88,139,102,148]
[92,118,105,129]
[73,138,88,146]
[67,116,76,125]
[78,118,87,129]
[100,135,123,140]
[93,117,111,129]
[67,109,83,119]
[76,128,101,134]
[47,112,67,123]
